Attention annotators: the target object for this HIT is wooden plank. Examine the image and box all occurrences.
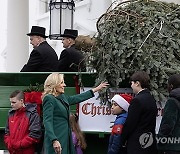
[0,108,9,129]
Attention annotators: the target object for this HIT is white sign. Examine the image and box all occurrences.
[79,88,116,132]
[79,88,164,133]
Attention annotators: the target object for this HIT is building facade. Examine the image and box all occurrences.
[0,0,179,72]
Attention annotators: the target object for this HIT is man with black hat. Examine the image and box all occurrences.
[21,26,58,72]
[58,29,86,72]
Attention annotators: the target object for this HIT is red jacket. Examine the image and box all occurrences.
[4,104,41,154]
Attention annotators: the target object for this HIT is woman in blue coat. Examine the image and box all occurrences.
[42,73,109,154]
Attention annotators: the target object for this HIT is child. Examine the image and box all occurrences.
[121,71,158,154]
[108,94,132,154]
[4,90,42,154]
[70,113,87,154]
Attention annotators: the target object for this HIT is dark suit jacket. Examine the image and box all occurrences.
[121,89,158,154]
[21,41,58,72]
[58,44,86,72]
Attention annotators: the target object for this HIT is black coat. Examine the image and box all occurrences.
[121,89,158,154]
[157,88,180,151]
[57,45,86,72]
[21,41,58,72]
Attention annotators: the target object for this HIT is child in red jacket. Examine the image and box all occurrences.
[4,90,41,154]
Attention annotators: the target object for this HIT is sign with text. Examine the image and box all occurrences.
[79,88,115,132]
[79,88,164,133]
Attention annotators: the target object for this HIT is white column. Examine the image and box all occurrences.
[6,0,29,72]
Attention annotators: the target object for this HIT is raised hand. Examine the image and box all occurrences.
[92,82,109,93]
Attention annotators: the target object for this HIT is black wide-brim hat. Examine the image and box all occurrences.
[60,29,78,39]
[27,26,48,38]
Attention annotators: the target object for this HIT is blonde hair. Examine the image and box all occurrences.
[70,113,87,149]
[42,73,64,99]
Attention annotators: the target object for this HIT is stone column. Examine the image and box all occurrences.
[6,0,29,72]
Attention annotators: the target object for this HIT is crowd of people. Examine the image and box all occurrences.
[4,73,109,154]
[4,71,180,154]
[3,25,180,154]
